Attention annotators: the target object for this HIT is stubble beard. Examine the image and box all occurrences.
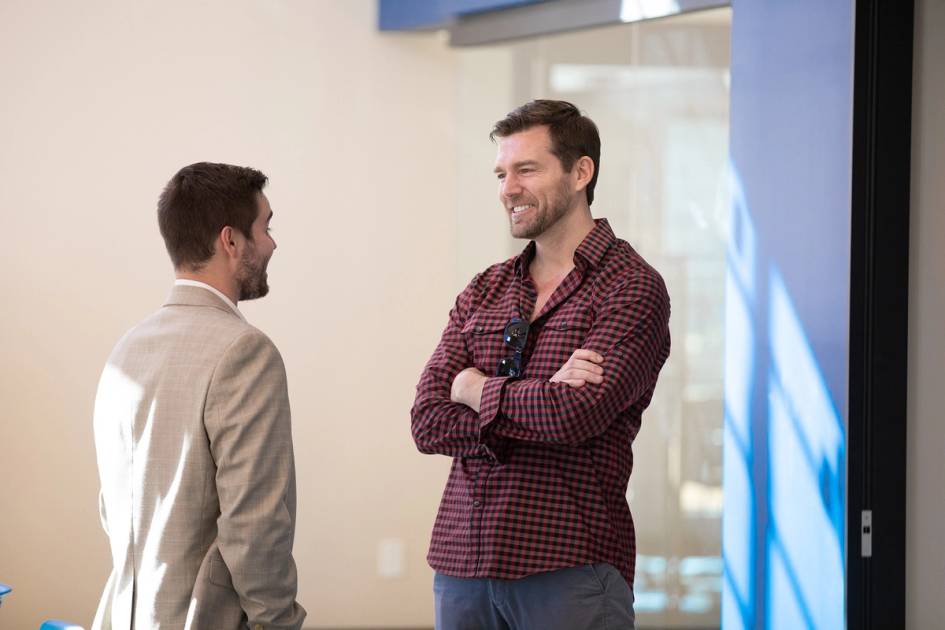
[510,179,573,240]
[236,245,270,301]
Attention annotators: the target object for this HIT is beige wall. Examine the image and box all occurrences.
[907,0,945,627]
[0,1,463,627]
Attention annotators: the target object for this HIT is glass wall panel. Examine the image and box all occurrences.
[455,9,731,628]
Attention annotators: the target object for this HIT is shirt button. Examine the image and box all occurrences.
[473,500,482,508]
[474,325,484,333]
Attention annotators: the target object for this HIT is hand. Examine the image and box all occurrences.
[550,349,604,388]
[451,367,487,413]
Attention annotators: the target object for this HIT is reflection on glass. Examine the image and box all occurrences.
[765,268,845,630]
[722,169,847,630]
[456,8,731,628]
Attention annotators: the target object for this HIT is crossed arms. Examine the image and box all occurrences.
[410,270,671,457]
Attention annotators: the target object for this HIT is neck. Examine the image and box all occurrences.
[532,205,595,274]
[175,266,239,305]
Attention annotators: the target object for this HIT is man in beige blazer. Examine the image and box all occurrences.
[92,162,306,630]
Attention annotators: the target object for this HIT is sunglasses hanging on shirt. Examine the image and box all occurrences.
[497,317,530,377]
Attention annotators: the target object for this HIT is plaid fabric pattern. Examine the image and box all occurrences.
[412,219,671,587]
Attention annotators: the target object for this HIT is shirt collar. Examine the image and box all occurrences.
[173,279,245,321]
[575,218,616,268]
[514,218,616,277]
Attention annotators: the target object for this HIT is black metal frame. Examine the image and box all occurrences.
[847,1,914,628]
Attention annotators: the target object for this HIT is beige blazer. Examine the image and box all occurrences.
[92,285,305,630]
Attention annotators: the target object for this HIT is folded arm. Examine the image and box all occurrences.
[477,273,670,445]
[410,280,496,458]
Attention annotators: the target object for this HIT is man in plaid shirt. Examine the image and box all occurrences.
[412,100,671,629]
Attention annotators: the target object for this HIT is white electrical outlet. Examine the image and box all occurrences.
[377,537,406,578]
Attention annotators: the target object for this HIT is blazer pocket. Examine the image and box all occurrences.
[209,556,234,589]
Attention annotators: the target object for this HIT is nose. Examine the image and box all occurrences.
[501,172,522,199]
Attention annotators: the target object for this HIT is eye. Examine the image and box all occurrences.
[496,172,506,181]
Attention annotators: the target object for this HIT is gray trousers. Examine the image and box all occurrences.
[433,563,635,630]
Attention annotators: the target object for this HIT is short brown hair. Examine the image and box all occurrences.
[490,100,601,205]
[157,162,268,270]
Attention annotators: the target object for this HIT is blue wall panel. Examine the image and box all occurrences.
[378,0,541,30]
[723,1,852,628]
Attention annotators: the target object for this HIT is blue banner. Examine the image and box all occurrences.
[378,0,541,30]
[723,1,853,628]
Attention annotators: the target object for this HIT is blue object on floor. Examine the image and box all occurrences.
[0,582,84,629]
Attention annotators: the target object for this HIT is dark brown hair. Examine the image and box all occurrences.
[490,100,601,205]
[157,162,268,270]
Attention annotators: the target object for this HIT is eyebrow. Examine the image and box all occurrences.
[494,160,541,173]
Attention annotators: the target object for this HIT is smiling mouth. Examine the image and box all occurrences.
[510,204,534,214]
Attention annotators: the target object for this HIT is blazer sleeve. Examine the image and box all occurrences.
[204,329,306,630]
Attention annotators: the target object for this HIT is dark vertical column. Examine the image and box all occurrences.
[847,1,913,628]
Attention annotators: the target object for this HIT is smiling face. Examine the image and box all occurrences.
[235,192,277,301]
[494,125,578,240]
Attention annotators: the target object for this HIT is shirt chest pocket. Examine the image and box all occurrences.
[532,308,596,373]
[461,310,510,376]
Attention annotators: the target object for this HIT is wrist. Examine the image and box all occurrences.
[452,367,487,412]
[466,373,486,413]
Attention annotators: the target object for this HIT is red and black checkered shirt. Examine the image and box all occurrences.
[411,219,671,587]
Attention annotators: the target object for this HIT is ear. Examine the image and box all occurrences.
[218,226,243,261]
[573,155,595,192]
